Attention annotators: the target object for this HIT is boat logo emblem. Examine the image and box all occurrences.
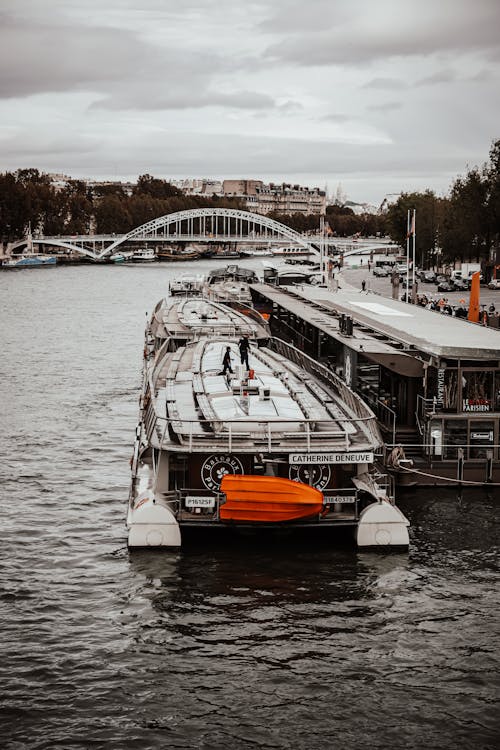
[201,454,244,491]
[289,464,331,490]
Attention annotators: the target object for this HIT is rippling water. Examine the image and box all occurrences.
[0,264,499,749]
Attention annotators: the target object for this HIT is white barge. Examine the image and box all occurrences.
[127,296,409,548]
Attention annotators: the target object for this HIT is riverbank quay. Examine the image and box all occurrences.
[249,279,500,487]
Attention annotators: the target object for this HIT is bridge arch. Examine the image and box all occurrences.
[98,208,318,258]
[13,237,99,259]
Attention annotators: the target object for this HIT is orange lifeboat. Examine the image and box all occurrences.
[220,475,324,523]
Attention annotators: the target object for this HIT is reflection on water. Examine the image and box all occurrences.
[0,265,498,749]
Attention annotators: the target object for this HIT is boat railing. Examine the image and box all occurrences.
[142,399,380,454]
[266,337,382,448]
[416,394,437,419]
[375,398,397,444]
[219,299,271,335]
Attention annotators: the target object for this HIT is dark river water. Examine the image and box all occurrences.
[0,262,499,749]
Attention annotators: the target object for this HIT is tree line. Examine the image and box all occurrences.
[1,138,499,268]
[0,171,244,242]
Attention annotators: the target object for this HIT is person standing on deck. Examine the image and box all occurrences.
[218,346,233,376]
[238,334,250,369]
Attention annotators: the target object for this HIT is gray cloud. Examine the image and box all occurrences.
[0,13,156,98]
[363,78,405,90]
[93,89,279,111]
[366,102,403,113]
[264,1,500,66]
[0,9,267,112]
[0,0,498,204]
[321,113,355,123]
[0,127,475,179]
[416,69,457,86]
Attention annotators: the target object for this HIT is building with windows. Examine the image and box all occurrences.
[222,180,326,216]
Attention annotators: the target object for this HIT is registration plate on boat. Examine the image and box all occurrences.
[323,495,356,504]
[185,496,216,508]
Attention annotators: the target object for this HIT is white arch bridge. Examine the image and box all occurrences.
[19,208,324,260]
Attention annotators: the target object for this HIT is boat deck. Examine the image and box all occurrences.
[150,297,268,343]
[147,336,380,453]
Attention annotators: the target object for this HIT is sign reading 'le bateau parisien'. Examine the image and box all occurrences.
[289,452,374,465]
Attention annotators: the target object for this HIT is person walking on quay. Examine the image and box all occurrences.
[238,334,250,369]
[361,279,366,292]
[218,346,233,376]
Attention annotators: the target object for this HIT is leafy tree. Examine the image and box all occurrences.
[61,180,93,234]
[440,170,489,264]
[385,191,444,268]
[0,172,27,241]
[94,194,131,234]
[134,174,183,199]
[485,139,500,259]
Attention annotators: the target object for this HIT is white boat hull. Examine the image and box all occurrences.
[127,492,181,547]
[356,501,410,547]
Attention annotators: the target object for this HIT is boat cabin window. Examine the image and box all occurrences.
[442,420,467,459]
[436,418,498,460]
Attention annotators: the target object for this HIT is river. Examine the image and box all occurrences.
[0,262,498,749]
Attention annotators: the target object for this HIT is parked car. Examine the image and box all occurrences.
[452,278,470,291]
[437,280,455,292]
[487,278,500,290]
[373,265,390,277]
[435,274,447,285]
[421,270,437,283]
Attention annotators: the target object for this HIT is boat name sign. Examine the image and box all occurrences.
[289,452,374,464]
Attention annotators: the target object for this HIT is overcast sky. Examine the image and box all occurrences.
[1,0,499,203]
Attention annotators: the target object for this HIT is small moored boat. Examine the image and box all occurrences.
[2,254,57,269]
[220,475,324,523]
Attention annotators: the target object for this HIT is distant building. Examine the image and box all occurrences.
[46,173,136,195]
[223,180,326,216]
[84,179,135,196]
[344,200,379,216]
[170,178,223,195]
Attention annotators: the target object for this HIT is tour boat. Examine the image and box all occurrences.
[2,254,57,268]
[169,273,205,296]
[156,246,206,261]
[239,247,274,258]
[128,247,156,262]
[127,296,409,548]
